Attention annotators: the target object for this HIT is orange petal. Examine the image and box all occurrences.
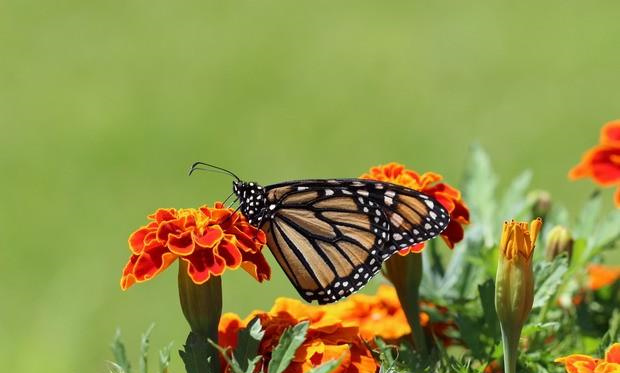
[615,187,620,208]
[556,354,600,373]
[606,344,620,364]
[167,230,195,255]
[600,120,620,146]
[194,226,224,248]
[216,239,243,268]
[594,362,620,373]
[128,225,156,254]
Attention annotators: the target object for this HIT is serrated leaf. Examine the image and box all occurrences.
[306,357,344,373]
[139,324,155,373]
[533,256,568,309]
[179,332,211,373]
[461,144,497,246]
[575,191,602,239]
[234,317,264,373]
[111,329,131,373]
[268,321,309,373]
[498,170,532,222]
[158,341,174,373]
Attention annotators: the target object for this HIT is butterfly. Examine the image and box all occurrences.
[190,162,450,304]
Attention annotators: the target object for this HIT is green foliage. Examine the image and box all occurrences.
[268,321,309,373]
[110,326,174,373]
[179,332,211,373]
[111,329,131,373]
[532,256,569,309]
[209,317,265,373]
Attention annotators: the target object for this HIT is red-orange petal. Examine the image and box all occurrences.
[216,238,243,268]
[128,225,155,254]
[241,250,272,282]
[185,248,227,284]
[194,225,225,248]
[555,354,600,373]
[601,120,620,146]
[606,344,620,364]
[167,230,195,255]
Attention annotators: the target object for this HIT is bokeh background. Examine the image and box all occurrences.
[2,1,620,372]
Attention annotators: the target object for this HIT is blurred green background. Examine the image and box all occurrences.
[2,1,620,372]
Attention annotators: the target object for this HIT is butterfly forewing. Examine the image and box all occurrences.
[258,179,449,304]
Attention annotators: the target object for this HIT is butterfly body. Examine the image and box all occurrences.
[232,178,450,304]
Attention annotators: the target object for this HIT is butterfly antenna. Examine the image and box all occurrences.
[188,162,241,181]
[222,191,235,205]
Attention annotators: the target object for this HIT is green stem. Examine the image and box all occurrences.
[178,261,222,373]
[384,252,428,354]
[500,326,519,373]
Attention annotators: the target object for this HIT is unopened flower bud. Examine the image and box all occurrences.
[495,218,542,373]
[545,225,573,262]
[529,190,552,219]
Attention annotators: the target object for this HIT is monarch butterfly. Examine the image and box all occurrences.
[190,162,449,304]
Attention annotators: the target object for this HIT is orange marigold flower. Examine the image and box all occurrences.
[360,162,470,253]
[323,285,458,346]
[587,264,620,291]
[219,298,378,373]
[569,120,620,208]
[556,343,620,373]
[121,202,270,290]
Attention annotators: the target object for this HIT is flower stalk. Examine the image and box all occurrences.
[384,252,427,354]
[178,260,222,373]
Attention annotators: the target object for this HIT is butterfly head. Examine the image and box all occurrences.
[233,181,267,226]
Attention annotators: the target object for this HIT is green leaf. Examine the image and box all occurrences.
[597,310,620,357]
[139,324,155,373]
[179,332,211,373]
[461,144,497,246]
[498,170,532,222]
[575,191,602,240]
[234,317,265,373]
[592,209,620,249]
[533,256,568,309]
[478,279,500,341]
[158,341,174,373]
[268,321,309,373]
[111,329,131,373]
[107,362,128,373]
[306,357,344,373]
[208,339,246,373]
[521,322,560,337]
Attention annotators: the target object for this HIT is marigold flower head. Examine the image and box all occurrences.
[121,202,270,289]
[569,120,620,208]
[360,162,470,254]
[219,298,378,373]
[587,264,620,291]
[556,343,620,373]
[324,285,458,346]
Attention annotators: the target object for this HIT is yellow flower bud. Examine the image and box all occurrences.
[495,218,542,373]
[545,225,573,262]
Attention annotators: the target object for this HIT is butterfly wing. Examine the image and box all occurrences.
[261,179,449,304]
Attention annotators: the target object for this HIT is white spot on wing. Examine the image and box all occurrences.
[425,200,434,209]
